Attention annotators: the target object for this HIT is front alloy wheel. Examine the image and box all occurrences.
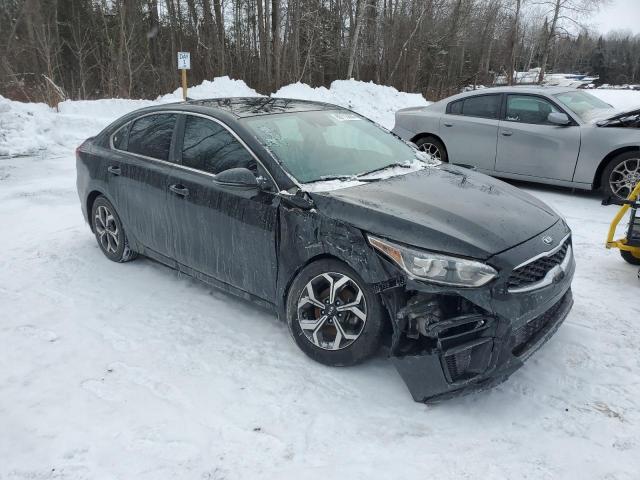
[286,259,385,366]
[603,153,640,200]
[609,157,640,199]
[297,272,367,351]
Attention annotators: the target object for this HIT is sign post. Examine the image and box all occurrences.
[177,52,191,100]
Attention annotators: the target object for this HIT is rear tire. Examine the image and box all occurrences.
[285,259,385,366]
[91,196,137,263]
[621,250,640,265]
[601,152,640,200]
[414,135,448,163]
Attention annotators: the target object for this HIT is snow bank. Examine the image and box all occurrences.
[0,96,56,157]
[158,75,263,102]
[0,76,428,157]
[9,76,640,160]
[273,79,429,129]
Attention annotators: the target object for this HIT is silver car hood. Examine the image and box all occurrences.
[594,107,640,127]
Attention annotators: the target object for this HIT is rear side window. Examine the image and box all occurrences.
[127,113,177,161]
[448,100,463,115]
[181,115,255,174]
[461,95,500,119]
[112,124,129,150]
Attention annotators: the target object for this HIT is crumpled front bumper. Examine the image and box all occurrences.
[387,221,575,403]
[391,288,573,402]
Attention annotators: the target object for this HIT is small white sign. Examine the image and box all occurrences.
[177,52,191,70]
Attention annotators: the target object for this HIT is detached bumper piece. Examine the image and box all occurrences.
[392,289,573,403]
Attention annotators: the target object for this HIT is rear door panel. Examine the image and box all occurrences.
[440,115,499,170]
[439,94,502,171]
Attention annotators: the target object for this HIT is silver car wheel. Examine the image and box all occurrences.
[610,158,640,198]
[296,272,367,351]
[94,205,120,253]
[419,142,441,160]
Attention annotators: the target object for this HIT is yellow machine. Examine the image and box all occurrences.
[604,181,640,266]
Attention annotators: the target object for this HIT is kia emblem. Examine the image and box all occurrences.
[542,236,553,245]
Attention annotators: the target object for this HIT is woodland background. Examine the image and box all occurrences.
[1,0,639,104]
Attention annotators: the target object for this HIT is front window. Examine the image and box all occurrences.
[553,91,614,122]
[505,95,561,125]
[181,115,256,174]
[241,110,427,184]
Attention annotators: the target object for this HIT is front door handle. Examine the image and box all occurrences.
[501,130,513,136]
[107,166,121,175]
[169,184,190,197]
[443,122,454,127]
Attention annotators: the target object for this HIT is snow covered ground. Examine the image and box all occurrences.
[1,80,640,479]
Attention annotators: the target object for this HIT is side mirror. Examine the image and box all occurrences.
[213,167,258,188]
[547,112,571,126]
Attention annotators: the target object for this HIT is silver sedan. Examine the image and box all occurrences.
[392,86,640,199]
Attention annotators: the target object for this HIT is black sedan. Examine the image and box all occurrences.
[76,97,575,402]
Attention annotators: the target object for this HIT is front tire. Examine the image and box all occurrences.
[601,152,640,200]
[91,196,137,263]
[621,250,640,265]
[414,135,448,163]
[285,259,385,366]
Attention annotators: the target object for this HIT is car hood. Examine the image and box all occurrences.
[310,165,559,260]
[594,107,640,128]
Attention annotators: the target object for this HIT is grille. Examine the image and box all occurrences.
[508,239,569,290]
[512,293,567,356]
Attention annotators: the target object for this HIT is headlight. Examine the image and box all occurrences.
[368,235,497,287]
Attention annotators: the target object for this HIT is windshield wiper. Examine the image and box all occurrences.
[356,162,413,178]
[304,174,378,185]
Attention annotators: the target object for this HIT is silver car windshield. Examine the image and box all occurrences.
[241,110,427,183]
[553,91,615,122]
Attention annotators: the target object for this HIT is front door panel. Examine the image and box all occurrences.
[495,122,581,180]
[166,167,279,301]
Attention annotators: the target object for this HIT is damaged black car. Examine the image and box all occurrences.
[76,97,575,402]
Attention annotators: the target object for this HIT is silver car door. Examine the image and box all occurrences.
[495,94,580,181]
[439,93,501,171]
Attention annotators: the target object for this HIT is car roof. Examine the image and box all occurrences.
[443,85,577,102]
[182,97,346,118]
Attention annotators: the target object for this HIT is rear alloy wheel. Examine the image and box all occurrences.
[286,259,385,366]
[91,196,137,263]
[414,135,448,163]
[602,152,640,200]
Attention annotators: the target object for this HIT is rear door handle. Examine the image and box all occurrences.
[501,130,513,136]
[443,122,453,127]
[169,184,190,197]
[107,166,121,175]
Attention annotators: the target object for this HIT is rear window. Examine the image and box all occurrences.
[127,113,177,161]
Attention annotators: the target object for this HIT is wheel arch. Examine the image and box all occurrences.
[278,252,395,338]
[410,132,449,162]
[86,190,105,232]
[593,146,640,189]
[280,253,346,315]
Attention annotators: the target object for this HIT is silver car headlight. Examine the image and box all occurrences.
[368,235,497,287]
